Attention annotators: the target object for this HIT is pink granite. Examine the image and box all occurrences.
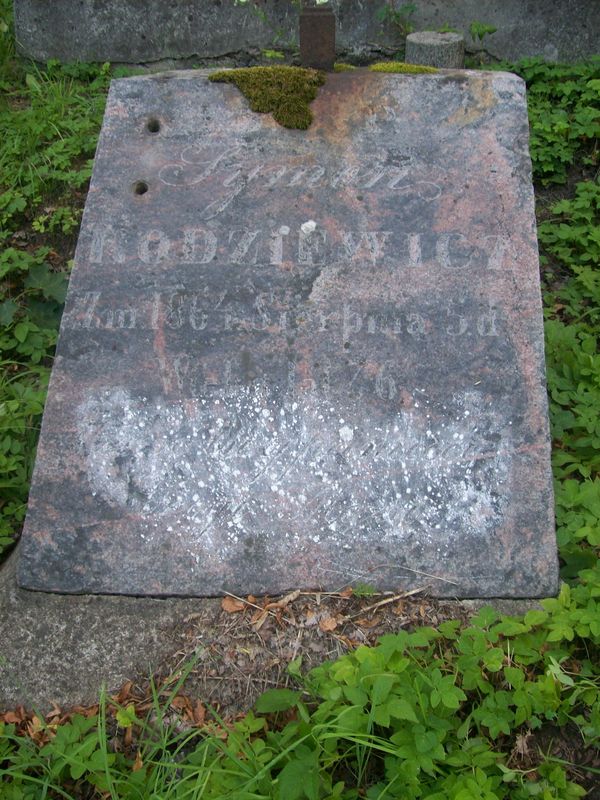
[18,69,558,597]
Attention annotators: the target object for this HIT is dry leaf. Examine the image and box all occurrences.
[2,710,23,724]
[303,609,318,627]
[46,703,62,722]
[266,589,300,610]
[115,680,133,704]
[183,611,204,623]
[132,750,144,772]
[124,726,133,748]
[171,695,192,712]
[319,616,338,632]
[221,595,246,613]
[354,616,381,628]
[252,608,269,630]
[193,700,206,726]
[513,731,532,760]
[339,587,353,598]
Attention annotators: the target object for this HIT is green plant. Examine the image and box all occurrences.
[0,0,16,93]
[376,2,417,38]
[352,582,377,598]
[506,58,600,185]
[0,5,111,557]
[262,49,286,61]
[465,21,498,66]
[469,21,497,45]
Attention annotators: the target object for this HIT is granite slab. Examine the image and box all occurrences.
[18,69,558,597]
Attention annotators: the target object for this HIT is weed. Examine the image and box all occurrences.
[376,2,417,39]
[469,21,497,46]
[508,58,600,185]
[352,582,378,598]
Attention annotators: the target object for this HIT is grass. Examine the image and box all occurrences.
[0,0,599,794]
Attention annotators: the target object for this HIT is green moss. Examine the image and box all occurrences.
[333,62,357,72]
[369,61,438,74]
[209,66,326,130]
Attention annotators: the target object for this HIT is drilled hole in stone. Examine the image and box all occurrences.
[133,181,149,196]
[147,117,160,133]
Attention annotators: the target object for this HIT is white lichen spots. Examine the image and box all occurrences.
[77,384,511,568]
[300,220,317,234]
[339,425,354,443]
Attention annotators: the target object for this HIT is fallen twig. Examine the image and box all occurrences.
[345,586,427,621]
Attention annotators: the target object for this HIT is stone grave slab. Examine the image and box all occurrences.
[18,69,558,597]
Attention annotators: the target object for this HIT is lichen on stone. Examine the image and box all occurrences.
[369,61,438,74]
[209,66,326,130]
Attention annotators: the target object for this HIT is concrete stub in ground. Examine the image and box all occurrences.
[16,68,558,600]
[405,32,465,69]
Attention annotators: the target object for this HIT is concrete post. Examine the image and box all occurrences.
[405,31,465,69]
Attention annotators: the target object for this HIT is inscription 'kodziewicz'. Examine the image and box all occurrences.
[87,223,514,271]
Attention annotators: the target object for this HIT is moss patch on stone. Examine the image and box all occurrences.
[369,61,438,74]
[333,62,357,72]
[209,66,326,130]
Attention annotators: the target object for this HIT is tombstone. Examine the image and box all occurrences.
[17,68,558,598]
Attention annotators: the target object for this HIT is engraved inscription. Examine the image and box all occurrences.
[86,223,513,272]
[63,290,500,341]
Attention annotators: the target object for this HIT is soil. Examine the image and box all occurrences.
[513,723,600,800]
[162,589,476,715]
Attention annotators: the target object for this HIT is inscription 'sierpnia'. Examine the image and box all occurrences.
[18,69,558,597]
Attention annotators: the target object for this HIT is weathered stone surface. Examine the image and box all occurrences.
[0,548,204,711]
[406,32,465,69]
[18,69,558,598]
[13,0,600,65]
